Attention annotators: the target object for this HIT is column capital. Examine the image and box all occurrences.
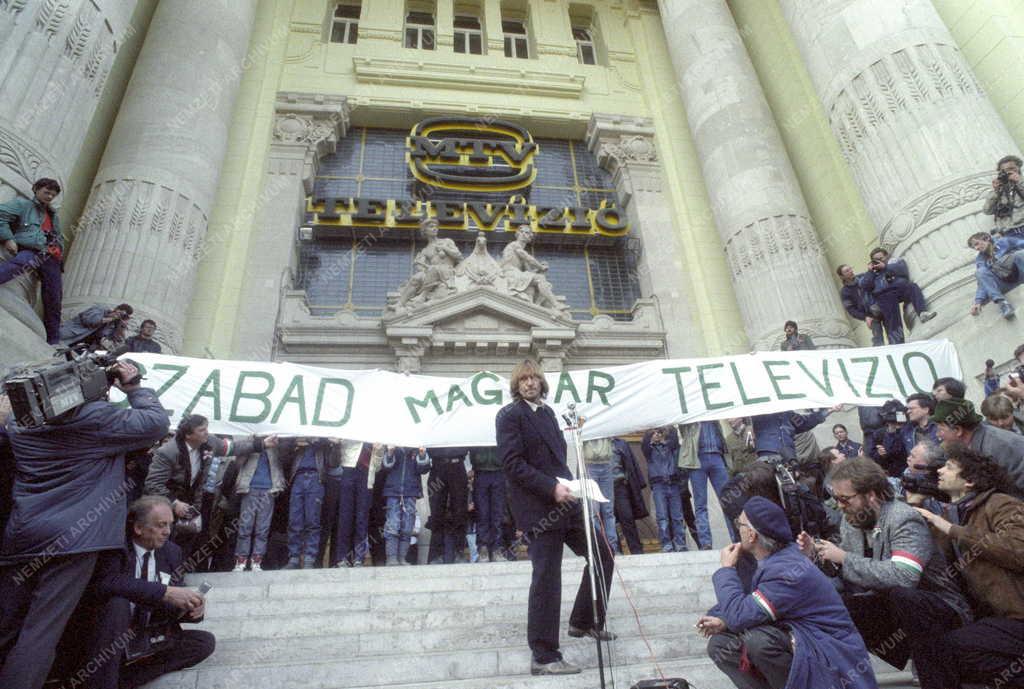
[586,113,658,173]
[273,93,352,192]
[273,92,351,155]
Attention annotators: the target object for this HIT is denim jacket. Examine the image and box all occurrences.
[641,428,680,483]
[381,447,430,498]
[0,197,62,252]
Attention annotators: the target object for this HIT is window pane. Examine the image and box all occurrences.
[405,27,417,48]
[581,44,595,64]
[454,15,480,29]
[336,4,360,18]
[469,33,482,54]
[331,24,345,43]
[408,11,433,25]
[503,36,513,57]
[454,32,466,53]
[514,37,527,58]
[572,27,589,41]
[348,23,358,44]
[502,20,525,34]
[422,28,435,50]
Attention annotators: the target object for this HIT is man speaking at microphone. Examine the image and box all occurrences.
[496,359,615,676]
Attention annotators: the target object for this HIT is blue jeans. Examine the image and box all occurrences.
[876,281,927,344]
[336,466,371,565]
[472,470,505,549]
[385,496,417,557]
[976,251,1024,302]
[690,452,731,548]
[236,489,275,559]
[586,462,618,553]
[288,472,324,563]
[651,479,687,552]
[0,249,62,343]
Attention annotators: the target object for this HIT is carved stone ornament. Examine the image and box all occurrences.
[385,227,571,320]
[272,113,336,147]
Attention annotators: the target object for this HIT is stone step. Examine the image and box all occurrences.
[147,655,736,689]
[196,562,717,608]
[201,579,711,642]
[206,588,718,621]
[187,551,719,592]
[201,624,708,669]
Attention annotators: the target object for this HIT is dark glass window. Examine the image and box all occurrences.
[405,11,435,50]
[572,27,596,65]
[330,3,360,44]
[454,15,483,54]
[301,126,638,319]
[502,20,528,58]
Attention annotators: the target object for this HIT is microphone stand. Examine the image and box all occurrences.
[562,403,608,689]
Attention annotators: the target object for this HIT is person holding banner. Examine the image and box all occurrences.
[496,359,614,676]
[381,446,430,566]
[751,406,839,464]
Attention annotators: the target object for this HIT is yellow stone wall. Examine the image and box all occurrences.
[934,0,1024,155]
[183,0,748,359]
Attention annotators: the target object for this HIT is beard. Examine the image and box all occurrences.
[844,506,878,530]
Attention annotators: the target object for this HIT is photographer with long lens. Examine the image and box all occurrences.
[0,358,170,689]
[983,154,1024,238]
[859,248,936,344]
[59,303,134,351]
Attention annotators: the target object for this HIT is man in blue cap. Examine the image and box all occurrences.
[698,497,876,689]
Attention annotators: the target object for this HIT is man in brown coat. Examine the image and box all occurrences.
[916,444,1024,689]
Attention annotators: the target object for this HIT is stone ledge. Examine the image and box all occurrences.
[353,57,586,98]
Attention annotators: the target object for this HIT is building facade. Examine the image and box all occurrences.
[2,0,1024,389]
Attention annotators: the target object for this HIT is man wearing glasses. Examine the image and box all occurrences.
[798,457,969,689]
[698,497,873,689]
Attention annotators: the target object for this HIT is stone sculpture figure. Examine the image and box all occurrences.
[456,232,501,285]
[500,225,562,312]
[397,217,463,309]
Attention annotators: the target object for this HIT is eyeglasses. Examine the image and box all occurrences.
[833,492,860,507]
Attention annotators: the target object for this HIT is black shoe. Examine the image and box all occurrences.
[531,659,581,676]
[568,625,617,641]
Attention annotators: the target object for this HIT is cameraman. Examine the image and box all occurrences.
[967,231,1024,320]
[59,303,134,351]
[0,361,170,689]
[983,154,1024,238]
[859,247,935,344]
[867,399,908,477]
[915,445,1024,689]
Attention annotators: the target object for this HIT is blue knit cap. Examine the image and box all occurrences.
[742,496,794,543]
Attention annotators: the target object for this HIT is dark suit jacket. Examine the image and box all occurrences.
[122,539,201,631]
[496,399,580,536]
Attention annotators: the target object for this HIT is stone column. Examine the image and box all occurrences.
[657,0,853,350]
[232,93,350,360]
[779,0,1020,334]
[0,0,136,366]
[586,114,700,358]
[62,0,257,353]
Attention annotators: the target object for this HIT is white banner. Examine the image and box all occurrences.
[118,340,961,447]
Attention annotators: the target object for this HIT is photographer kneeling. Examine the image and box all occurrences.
[0,361,170,689]
[915,445,1024,689]
[699,497,874,689]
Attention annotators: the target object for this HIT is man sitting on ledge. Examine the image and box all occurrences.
[699,497,875,689]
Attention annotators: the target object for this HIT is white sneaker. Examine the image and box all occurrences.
[250,560,264,572]
[232,560,247,572]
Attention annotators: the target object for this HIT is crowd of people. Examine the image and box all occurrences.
[0,153,1023,689]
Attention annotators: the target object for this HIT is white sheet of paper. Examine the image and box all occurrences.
[557,476,609,502]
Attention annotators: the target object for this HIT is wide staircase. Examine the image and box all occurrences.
[155,550,915,689]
